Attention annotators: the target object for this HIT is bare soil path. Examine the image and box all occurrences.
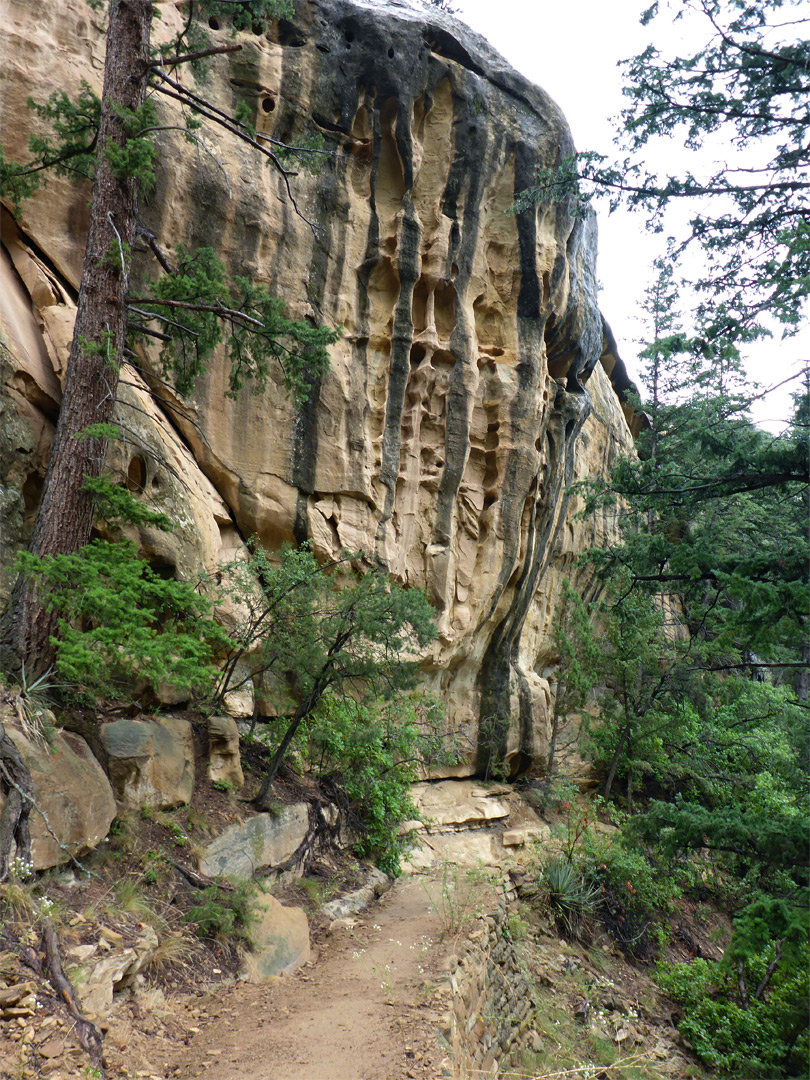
[117,874,456,1080]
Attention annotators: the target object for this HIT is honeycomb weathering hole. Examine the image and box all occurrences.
[126,455,147,492]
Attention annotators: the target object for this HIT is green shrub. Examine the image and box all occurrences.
[17,539,227,700]
[658,945,810,1078]
[307,693,457,876]
[580,825,683,917]
[184,881,259,942]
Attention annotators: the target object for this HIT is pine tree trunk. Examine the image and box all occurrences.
[0,0,152,677]
[603,719,633,803]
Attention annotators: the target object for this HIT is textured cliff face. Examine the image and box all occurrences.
[0,0,635,774]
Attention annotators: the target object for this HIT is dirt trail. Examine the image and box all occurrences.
[128,875,456,1080]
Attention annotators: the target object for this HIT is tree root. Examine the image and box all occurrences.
[0,722,33,881]
[41,918,106,1074]
[0,717,93,879]
[260,800,341,879]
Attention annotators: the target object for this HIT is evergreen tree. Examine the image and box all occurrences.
[523,7,810,1065]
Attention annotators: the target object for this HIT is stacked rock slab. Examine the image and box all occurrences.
[0,0,635,776]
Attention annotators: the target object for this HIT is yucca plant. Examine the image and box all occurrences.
[7,663,60,746]
[541,856,602,938]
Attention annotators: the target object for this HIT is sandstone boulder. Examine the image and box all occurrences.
[220,659,255,720]
[198,804,310,881]
[206,715,244,790]
[501,824,551,847]
[241,893,310,981]
[100,716,194,811]
[0,725,115,871]
[405,830,506,869]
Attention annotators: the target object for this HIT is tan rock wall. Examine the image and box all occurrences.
[0,0,635,775]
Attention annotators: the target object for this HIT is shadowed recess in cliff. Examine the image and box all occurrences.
[476,379,591,778]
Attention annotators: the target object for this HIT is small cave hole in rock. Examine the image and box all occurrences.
[22,471,43,527]
[262,97,276,113]
[252,23,264,36]
[208,16,220,30]
[344,29,354,44]
[126,455,147,493]
[147,556,177,581]
[410,343,427,368]
[388,47,395,58]
[433,280,457,338]
[412,279,429,334]
[508,750,532,780]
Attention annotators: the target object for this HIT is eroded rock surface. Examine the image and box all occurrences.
[0,0,636,775]
[206,715,245,790]
[410,779,510,829]
[101,716,195,811]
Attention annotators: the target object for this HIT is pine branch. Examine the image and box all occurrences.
[147,43,242,68]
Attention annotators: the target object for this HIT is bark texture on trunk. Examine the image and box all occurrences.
[0,0,152,677]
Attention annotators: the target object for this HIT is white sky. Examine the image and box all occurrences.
[455,0,808,430]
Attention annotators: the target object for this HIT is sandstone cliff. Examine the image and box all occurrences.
[0,0,636,774]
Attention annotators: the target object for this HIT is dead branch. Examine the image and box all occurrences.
[754,938,783,1001]
[41,918,105,1073]
[147,43,242,69]
[149,71,321,234]
[166,855,233,892]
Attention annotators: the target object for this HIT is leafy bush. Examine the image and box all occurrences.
[307,693,456,876]
[658,946,810,1078]
[580,824,683,917]
[215,540,442,802]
